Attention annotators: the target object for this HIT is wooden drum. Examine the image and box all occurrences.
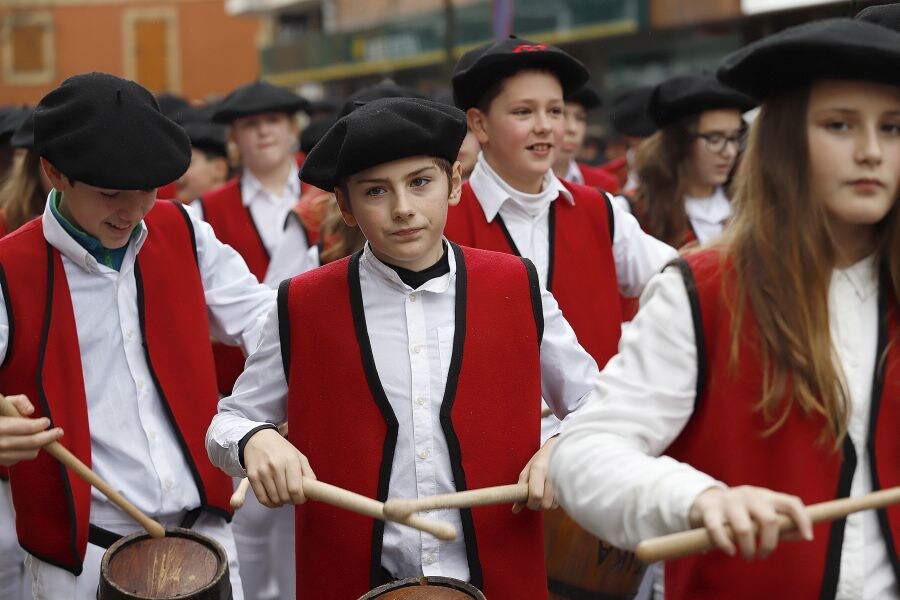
[359,576,486,599]
[98,527,232,600]
[544,509,646,599]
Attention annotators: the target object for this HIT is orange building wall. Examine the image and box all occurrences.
[0,1,261,105]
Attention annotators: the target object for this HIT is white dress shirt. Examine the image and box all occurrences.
[208,241,599,581]
[468,153,676,298]
[0,197,275,520]
[684,186,731,245]
[550,255,897,600]
[563,159,584,185]
[241,164,301,256]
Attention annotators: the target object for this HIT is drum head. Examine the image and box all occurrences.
[100,527,229,599]
[360,576,486,599]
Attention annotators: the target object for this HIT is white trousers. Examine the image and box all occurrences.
[231,478,295,600]
[25,508,244,600]
[0,481,29,600]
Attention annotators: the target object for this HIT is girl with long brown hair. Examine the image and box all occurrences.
[550,17,900,599]
[634,74,755,248]
[0,110,51,236]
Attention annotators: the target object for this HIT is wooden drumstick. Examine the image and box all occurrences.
[0,394,166,539]
[232,476,457,541]
[230,477,252,509]
[636,485,900,563]
[383,483,529,520]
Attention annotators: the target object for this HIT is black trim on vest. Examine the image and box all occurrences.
[522,257,544,347]
[172,201,199,267]
[865,271,900,581]
[346,251,401,589]
[134,263,210,512]
[546,202,557,292]
[0,264,12,369]
[36,245,82,574]
[283,210,311,249]
[670,259,707,408]
[438,243,484,587]
[277,278,292,384]
[602,191,615,243]
[819,437,857,600]
[494,215,521,256]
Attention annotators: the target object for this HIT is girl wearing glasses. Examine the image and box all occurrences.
[633,73,755,248]
[550,17,900,599]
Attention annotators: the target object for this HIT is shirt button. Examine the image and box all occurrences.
[164,479,173,491]
[412,345,421,354]
[424,554,435,565]
[137,381,145,391]
[125,329,134,339]
[416,397,425,406]
[148,431,157,442]
[418,450,429,460]
[409,293,417,302]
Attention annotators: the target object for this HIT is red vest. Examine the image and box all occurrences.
[281,244,547,600]
[664,249,900,599]
[598,156,628,190]
[0,201,232,575]
[577,162,620,194]
[444,181,622,367]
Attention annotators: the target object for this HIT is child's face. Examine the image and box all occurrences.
[336,156,462,271]
[687,109,744,191]
[230,112,298,175]
[558,101,588,164]
[468,70,565,193]
[41,158,156,249]
[176,148,228,203]
[806,79,900,236]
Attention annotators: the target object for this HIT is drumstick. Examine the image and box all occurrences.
[0,394,166,539]
[230,477,252,509]
[231,476,457,541]
[636,485,900,563]
[383,483,529,520]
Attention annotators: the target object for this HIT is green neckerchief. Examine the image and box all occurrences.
[50,189,138,271]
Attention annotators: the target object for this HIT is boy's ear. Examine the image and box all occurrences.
[448,161,463,207]
[334,186,358,227]
[467,108,490,146]
[40,157,66,189]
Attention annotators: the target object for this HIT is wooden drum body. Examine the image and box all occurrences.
[360,576,486,599]
[99,527,231,600]
[544,509,646,599]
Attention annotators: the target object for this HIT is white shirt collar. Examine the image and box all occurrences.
[41,192,148,275]
[684,186,731,226]
[240,162,301,207]
[468,152,574,223]
[564,159,583,185]
[359,240,456,295]
[834,253,879,303]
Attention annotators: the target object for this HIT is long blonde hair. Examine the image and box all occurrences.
[0,149,44,231]
[717,85,900,447]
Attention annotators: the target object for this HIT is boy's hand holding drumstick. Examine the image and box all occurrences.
[0,394,64,466]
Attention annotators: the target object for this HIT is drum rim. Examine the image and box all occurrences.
[361,576,486,599]
[99,526,229,599]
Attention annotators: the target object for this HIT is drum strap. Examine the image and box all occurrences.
[87,507,205,549]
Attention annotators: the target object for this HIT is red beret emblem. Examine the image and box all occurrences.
[513,43,548,53]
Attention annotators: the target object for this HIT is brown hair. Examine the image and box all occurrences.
[633,116,698,247]
[715,85,900,446]
[318,197,366,264]
[0,149,45,231]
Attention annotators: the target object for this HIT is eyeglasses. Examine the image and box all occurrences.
[693,129,747,153]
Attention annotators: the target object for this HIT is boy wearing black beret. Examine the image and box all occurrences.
[552,84,620,193]
[0,72,276,599]
[207,97,601,600]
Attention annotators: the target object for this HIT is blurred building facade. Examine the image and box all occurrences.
[0,0,264,105]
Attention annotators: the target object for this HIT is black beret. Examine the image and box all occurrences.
[10,109,34,149]
[213,81,308,123]
[452,36,589,110]
[300,115,337,154]
[156,94,190,120]
[183,122,228,157]
[856,3,900,32]
[0,106,31,140]
[609,86,657,138]
[300,97,466,191]
[339,82,426,117]
[565,85,602,111]
[34,72,191,190]
[718,18,900,100]
[306,98,339,117]
[648,73,757,127]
